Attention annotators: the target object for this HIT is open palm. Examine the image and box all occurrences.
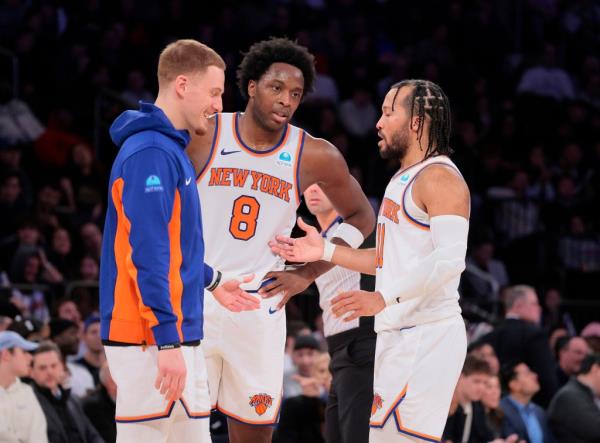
[269,217,324,263]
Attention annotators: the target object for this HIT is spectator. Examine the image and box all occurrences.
[284,321,311,377]
[274,351,330,443]
[74,316,104,385]
[79,222,102,261]
[0,81,45,145]
[481,285,559,407]
[581,322,600,353]
[7,317,49,342]
[283,335,322,399]
[555,336,590,387]
[78,255,99,281]
[541,289,575,335]
[82,361,116,443]
[547,353,600,443]
[30,342,103,443]
[517,44,575,102]
[481,374,505,440]
[443,355,496,443]
[469,341,501,375]
[461,233,509,310]
[120,69,153,106]
[0,171,29,240]
[500,361,555,443]
[49,319,94,398]
[48,228,75,279]
[338,85,377,138]
[0,331,48,443]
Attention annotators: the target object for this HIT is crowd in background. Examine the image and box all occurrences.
[0,0,599,442]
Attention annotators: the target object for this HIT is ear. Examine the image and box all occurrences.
[410,115,422,133]
[247,80,257,99]
[174,74,188,98]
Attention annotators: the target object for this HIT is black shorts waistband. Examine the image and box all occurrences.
[326,317,375,353]
[102,339,201,347]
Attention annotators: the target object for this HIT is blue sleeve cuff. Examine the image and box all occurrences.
[151,321,180,346]
[203,264,214,288]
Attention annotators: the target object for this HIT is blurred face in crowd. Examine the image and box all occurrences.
[80,256,99,280]
[513,290,542,325]
[179,66,224,136]
[0,347,33,378]
[53,325,80,356]
[0,176,21,204]
[83,322,103,353]
[52,228,71,256]
[71,143,93,169]
[23,255,41,282]
[292,347,319,377]
[18,225,40,246]
[31,350,64,392]
[80,223,102,252]
[559,337,590,375]
[376,86,417,160]
[509,363,540,398]
[313,353,332,393]
[472,242,494,267]
[58,301,81,324]
[460,371,489,402]
[469,344,500,375]
[248,62,304,132]
[304,184,333,217]
[481,375,501,410]
[38,185,61,209]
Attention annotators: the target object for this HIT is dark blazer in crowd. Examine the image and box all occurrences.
[82,386,116,443]
[547,378,600,443]
[33,383,104,443]
[443,401,495,443]
[273,395,326,443]
[482,318,559,406]
[500,396,555,443]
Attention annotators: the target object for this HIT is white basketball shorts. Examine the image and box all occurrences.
[369,315,467,442]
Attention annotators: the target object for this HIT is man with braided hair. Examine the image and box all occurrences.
[270,79,470,442]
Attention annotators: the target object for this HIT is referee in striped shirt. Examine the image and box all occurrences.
[305,183,376,443]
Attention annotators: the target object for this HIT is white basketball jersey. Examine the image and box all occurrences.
[314,217,361,337]
[197,112,305,290]
[374,155,463,333]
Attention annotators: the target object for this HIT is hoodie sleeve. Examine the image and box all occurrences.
[120,147,181,346]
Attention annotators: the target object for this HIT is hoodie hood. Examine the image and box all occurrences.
[109,102,190,148]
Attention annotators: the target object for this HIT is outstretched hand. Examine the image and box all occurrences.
[212,274,261,312]
[269,217,324,263]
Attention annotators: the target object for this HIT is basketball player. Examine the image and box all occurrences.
[270,79,470,442]
[186,38,375,443]
[304,183,376,443]
[100,40,260,443]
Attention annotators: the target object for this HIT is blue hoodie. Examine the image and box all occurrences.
[100,102,212,346]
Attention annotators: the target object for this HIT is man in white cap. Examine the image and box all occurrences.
[0,330,48,442]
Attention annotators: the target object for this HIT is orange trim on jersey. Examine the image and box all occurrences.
[369,384,408,427]
[232,113,290,157]
[394,408,441,442]
[215,395,283,425]
[292,130,305,206]
[115,400,175,422]
[168,190,184,341]
[197,113,221,182]
[109,178,158,343]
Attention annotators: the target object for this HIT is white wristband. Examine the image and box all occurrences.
[331,222,364,248]
[321,240,336,262]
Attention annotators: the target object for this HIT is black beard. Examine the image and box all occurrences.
[380,126,409,160]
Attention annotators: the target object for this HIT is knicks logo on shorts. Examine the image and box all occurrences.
[249,393,273,416]
[371,393,383,416]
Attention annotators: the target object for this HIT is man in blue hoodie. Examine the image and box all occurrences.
[100,39,260,442]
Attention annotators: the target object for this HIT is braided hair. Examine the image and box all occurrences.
[390,79,452,158]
